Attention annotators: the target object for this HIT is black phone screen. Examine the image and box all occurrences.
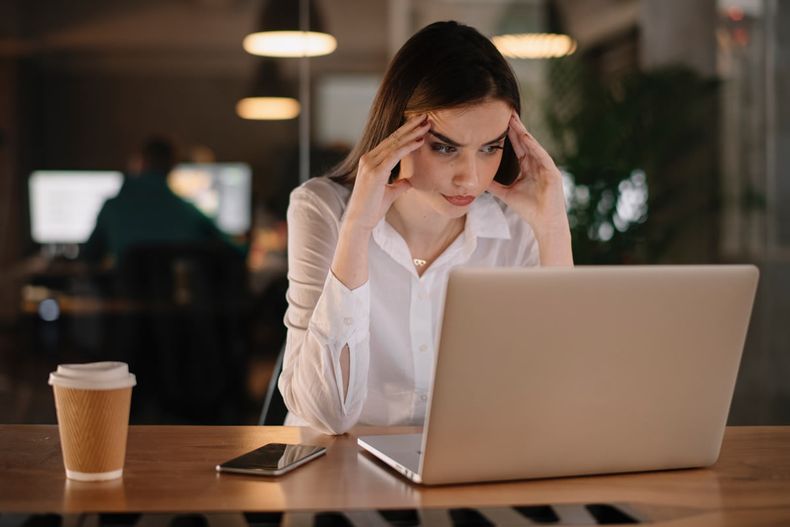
[220,443,325,471]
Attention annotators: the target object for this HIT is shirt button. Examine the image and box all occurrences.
[343,317,353,326]
[419,344,428,353]
[420,394,428,402]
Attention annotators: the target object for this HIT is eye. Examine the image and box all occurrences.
[430,143,457,155]
[481,144,504,155]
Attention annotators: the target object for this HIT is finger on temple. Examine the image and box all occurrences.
[379,137,424,174]
[395,113,429,136]
[371,122,429,166]
[510,112,530,134]
[507,125,528,159]
[367,115,428,163]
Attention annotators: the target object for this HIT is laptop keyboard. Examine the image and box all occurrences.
[0,503,645,526]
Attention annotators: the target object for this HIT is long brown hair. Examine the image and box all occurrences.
[328,21,521,186]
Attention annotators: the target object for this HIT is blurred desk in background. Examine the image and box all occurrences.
[11,248,262,425]
[22,285,139,318]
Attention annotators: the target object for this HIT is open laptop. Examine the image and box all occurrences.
[358,266,759,485]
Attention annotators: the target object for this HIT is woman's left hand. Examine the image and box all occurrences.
[487,111,573,265]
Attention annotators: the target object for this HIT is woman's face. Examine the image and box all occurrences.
[398,98,513,218]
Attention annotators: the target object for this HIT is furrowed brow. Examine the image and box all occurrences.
[428,130,462,147]
[428,129,508,147]
[485,130,509,144]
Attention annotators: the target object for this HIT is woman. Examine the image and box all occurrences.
[279,21,573,435]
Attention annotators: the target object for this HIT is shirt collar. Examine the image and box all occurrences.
[371,192,511,272]
[464,192,512,241]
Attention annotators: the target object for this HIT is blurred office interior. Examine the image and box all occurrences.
[0,0,787,425]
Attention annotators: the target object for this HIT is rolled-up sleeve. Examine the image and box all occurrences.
[278,186,371,435]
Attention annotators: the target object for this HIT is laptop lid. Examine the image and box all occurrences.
[418,266,758,485]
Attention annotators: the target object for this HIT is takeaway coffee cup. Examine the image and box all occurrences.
[48,362,136,481]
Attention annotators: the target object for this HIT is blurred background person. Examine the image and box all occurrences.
[82,136,233,266]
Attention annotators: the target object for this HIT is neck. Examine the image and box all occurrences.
[386,191,465,260]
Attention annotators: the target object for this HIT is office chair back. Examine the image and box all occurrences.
[259,343,288,425]
[118,242,249,423]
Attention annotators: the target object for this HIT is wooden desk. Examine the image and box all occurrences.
[1,425,789,526]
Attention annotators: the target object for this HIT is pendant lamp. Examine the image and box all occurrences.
[243,0,336,183]
[492,0,577,59]
[237,60,300,120]
[243,0,337,58]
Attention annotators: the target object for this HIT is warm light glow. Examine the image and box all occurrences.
[243,31,337,57]
[236,97,301,120]
[492,33,577,59]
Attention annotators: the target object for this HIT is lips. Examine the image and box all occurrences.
[442,194,475,206]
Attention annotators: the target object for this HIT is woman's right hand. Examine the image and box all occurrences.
[343,114,430,232]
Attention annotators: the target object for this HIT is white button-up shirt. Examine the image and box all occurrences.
[279,176,540,434]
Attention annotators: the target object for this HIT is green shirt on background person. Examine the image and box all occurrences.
[82,170,235,265]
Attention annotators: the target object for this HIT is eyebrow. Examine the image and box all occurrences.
[428,129,508,147]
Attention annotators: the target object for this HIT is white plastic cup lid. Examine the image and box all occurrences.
[48,362,137,391]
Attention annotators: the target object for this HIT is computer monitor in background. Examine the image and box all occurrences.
[167,163,252,236]
[28,170,124,246]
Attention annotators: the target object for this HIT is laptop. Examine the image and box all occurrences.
[358,265,759,485]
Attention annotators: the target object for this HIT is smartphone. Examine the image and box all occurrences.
[215,443,327,476]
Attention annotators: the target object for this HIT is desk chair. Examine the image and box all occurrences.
[259,343,288,425]
[118,242,249,424]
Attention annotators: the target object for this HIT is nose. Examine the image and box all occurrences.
[452,154,478,191]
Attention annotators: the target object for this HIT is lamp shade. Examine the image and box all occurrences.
[237,60,300,120]
[492,33,577,59]
[492,0,577,59]
[243,0,337,58]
